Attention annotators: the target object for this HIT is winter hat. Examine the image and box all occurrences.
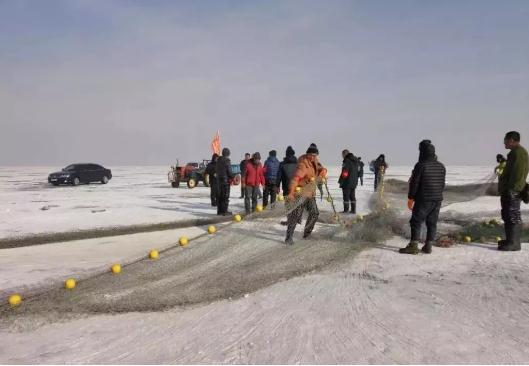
[286,146,295,157]
[419,139,432,151]
[222,148,231,157]
[423,143,436,158]
[306,143,319,155]
[269,150,277,157]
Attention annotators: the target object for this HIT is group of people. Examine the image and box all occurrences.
[399,131,528,254]
[204,131,528,251]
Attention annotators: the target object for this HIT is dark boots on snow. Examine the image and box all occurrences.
[421,241,434,254]
[499,223,522,251]
[399,241,419,255]
[350,202,356,214]
[343,203,349,213]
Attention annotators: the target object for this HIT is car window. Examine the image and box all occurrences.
[64,165,77,171]
[87,164,100,170]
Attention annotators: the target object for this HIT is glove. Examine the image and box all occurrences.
[407,199,414,211]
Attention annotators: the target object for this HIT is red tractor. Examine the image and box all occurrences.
[168,159,242,188]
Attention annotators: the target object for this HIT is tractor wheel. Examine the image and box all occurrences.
[187,178,197,189]
[171,181,180,188]
[203,174,210,187]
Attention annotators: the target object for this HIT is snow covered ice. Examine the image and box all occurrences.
[1,165,529,364]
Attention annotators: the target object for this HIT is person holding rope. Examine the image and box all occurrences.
[284,143,327,245]
[498,131,528,252]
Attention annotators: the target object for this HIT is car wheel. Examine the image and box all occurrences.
[101,176,109,184]
[72,177,80,186]
[171,181,180,188]
[187,178,197,189]
[233,174,242,186]
[203,174,210,187]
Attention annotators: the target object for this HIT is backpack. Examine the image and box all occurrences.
[521,183,529,204]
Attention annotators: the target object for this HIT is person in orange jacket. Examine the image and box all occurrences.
[285,143,327,245]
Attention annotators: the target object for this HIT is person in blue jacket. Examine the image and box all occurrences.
[263,150,281,208]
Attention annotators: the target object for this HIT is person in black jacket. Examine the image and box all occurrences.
[278,146,298,197]
[205,153,219,207]
[357,157,364,186]
[373,154,388,192]
[400,140,446,254]
[216,148,235,216]
[239,153,251,198]
[338,149,359,213]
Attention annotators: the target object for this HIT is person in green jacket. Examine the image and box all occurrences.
[498,131,529,251]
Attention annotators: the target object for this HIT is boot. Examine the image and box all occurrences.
[350,202,356,214]
[498,222,510,249]
[343,203,349,213]
[421,241,434,254]
[399,241,419,255]
[285,237,294,245]
[499,223,522,251]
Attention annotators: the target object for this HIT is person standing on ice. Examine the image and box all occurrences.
[278,146,298,198]
[239,153,251,199]
[373,154,388,192]
[498,131,528,251]
[205,153,219,207]
[244,152,265,214]
[338,149,359,214]
[400,140,446,255]
[284,143,327,245]
[216,148,235,216]
[357,157,364,186]
[263,150,280,208]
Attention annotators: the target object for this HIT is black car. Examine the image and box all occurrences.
[48,164,112,186]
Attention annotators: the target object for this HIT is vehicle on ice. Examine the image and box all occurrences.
[48,164,112,186]
[168,159,241,188]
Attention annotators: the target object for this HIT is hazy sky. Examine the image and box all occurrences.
[1,0,528,166]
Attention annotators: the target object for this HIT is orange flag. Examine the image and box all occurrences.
[211,130,221,155]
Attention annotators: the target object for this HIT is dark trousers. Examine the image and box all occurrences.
[240,179,246,198]
[410,200,442,241]
[245,186,259,214]
[217,183,231,215]
[263,181,278,207]
[501,192,522,224]
[209,178,218,207]
[374,174,381,192]
[342,188,356,213]
[286,197,319,240]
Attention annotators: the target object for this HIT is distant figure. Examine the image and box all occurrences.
[357,157,364,186]
[216,148,235,216]
[338,149,359,214]
[285,143,327,245]
[239,153,251,198]
[205,153,219,207]
[373,154,388,192]
[495,154,507,177]
[244,152,265,214]
[498,131,528,251]
[400,140,446,255]
[263,150,280,208]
